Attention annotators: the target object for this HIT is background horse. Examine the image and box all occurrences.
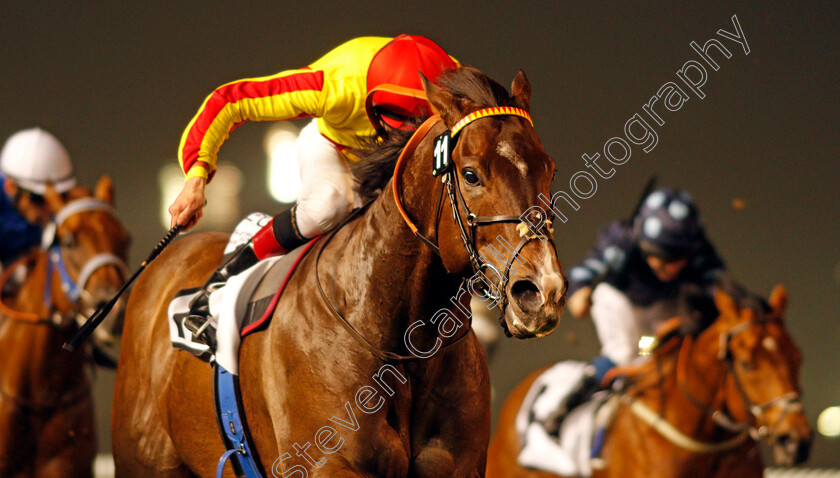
[113,66,567,477]
[0,176,130,477]
[487,285,812,478]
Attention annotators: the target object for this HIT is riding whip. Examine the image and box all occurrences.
[63,225,182,352]
[627,175,658,225]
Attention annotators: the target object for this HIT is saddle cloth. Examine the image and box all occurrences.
[515,361,611,477]
[168,213,318,374]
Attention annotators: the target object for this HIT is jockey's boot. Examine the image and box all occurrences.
[543,356,614,436]
[183,212,302,347]
[183,243,259,347]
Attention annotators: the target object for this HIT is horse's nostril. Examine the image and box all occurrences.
[795,439,812,464]
[511,280,542,312]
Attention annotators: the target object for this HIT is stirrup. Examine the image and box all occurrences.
[184,314,217,348]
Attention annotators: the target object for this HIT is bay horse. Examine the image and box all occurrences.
[0,176,130,477]
[486,285,812,478]
[113,66,566,477]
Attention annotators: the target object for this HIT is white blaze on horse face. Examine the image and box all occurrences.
[762,336,778,352]
[496,141,528,177]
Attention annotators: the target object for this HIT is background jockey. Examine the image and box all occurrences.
[551,188,727,426]
[0,128,77,267]
[168,35,458,344]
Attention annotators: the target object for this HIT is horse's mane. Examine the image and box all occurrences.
[351,66,520,200]
[718,277,773,317]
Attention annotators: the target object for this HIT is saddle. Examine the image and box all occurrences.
[167,238,317,369]
[167,232,319,478]
[516,361,618,477]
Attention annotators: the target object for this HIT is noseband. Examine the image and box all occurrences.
[679,318,803,442]
[0,198,127,326]
[392,108,555,319]
[315,107,556,362]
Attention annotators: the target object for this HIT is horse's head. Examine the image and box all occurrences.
[710,286,812,466]
[43,176,130,344]
[418,67,565,339]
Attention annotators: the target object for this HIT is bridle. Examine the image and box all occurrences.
[391,108,555,320]
[677,316,803,443]
[315,106,556,361]
[0,198,128,327]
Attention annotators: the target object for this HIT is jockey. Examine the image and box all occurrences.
[168,35,458,344]
[553,188,726,426]
[0,128,76,266]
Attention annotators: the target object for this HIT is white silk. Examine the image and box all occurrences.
[294,119,361,238]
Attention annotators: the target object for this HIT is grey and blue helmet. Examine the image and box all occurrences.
[632,188,702,260]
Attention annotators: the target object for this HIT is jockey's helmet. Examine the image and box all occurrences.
[633,188,703,260]
[0,128,75,194]
[367,34,457,129]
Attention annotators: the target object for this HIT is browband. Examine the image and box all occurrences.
[449,106,532,137]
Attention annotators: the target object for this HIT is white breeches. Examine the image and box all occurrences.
[590,283,644,366]
[294,119,360,238]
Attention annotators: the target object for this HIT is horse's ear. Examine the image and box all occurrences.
[713,287,739,319]
[43,182,64,214]
[420,72,470,127]
[769,284,788,315]
[95,175,115,206]
[511,70,531,111]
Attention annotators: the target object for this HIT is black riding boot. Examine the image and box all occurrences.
[543,364,602,436]
[183,243,259,346]
[183,209,307,347]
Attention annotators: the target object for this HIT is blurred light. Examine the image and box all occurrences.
[159,163,185,229]
[158,162,243,231]
[638,335,656,356]
[265,123,301,204]
[731,198,747,210]
[817,406,840,437]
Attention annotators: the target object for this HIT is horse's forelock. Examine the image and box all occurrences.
[436,66,517,109]
[352,67,517,200]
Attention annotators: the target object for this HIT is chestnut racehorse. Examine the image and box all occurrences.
[113,66,566,477]
[0,176,130,477]
[487,286,812,478]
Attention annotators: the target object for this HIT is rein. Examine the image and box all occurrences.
[392,108,554,319]
[314,202,473,363]
[0,199,127,326]
[624,317,803,453]
[678,318,803,442]
[621,394,749,453]
[315,106,551,361]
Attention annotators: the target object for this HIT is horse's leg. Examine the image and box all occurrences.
[0,401,34,477]
[595,410,683,478]
[32,396,95,478]
[166,354,229,477]
[238,269,421,478]
[713,443,763,478]
[406,333,491,477]
[113,233,228,477]
[486,370,550,478]
[112,324,198,478]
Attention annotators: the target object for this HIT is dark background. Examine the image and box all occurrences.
[2,0,837,469]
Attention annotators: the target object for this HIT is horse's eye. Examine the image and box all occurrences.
[462,168,481,186]
[738,359,755,371]
[60,234,77,249]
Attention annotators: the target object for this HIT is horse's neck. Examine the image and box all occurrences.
[636,337,732,441]
[324,168,465,356]
[15,253,51,316]
[4,252,86,396]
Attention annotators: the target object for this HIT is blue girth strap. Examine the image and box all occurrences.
[214,364,264,478]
